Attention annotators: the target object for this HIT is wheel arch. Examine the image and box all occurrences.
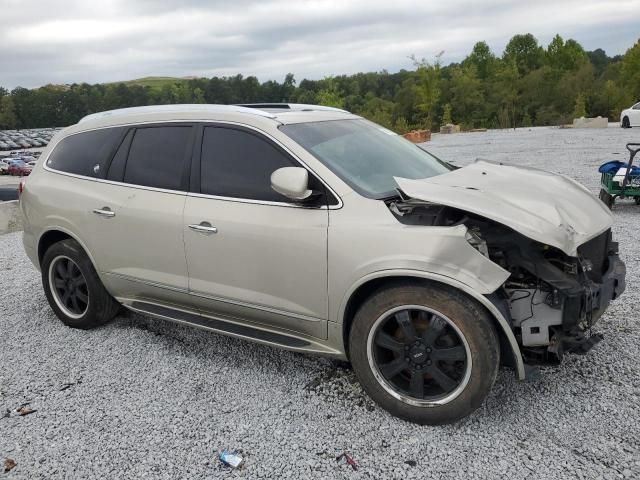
[339,271,525,380]
[38,227,99,274]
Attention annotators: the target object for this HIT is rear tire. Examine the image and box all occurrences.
[349,281,499,425]
[42,239,120,329]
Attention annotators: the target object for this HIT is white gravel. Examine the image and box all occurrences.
[1,126,639,479]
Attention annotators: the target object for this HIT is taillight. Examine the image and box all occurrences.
[18,181,24,196]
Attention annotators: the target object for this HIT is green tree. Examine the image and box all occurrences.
[573,93,587,118]
[546,35,587,71]
[0,36,636,131]
[464,41,497,79]
[587,48,613,75]
[316,78,344,108]
[489,61,519,128]
[442,103,452,125]
[448,65,484,128]
[393,116,410,134]
[410,53,442,130]
[0,95,17,129]
[192,87,206,104]
[504,33,544,76]
[620,40,640,101]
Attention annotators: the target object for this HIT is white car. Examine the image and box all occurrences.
[0,159,11,175]
[620,102,640,128]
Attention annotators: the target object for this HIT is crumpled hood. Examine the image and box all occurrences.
[395,160,613,256]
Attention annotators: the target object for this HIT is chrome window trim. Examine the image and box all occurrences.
[42,119,344,210]
[42,167,189,197]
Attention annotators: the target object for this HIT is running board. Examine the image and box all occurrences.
[125,301,341,354]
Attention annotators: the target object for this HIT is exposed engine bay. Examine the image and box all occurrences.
[387,195,626,365]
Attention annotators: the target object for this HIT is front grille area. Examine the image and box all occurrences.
[577,229,612,282]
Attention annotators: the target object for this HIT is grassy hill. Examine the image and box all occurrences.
[108,76,200,89]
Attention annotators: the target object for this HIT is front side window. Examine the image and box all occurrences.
[123,126,192,190]
[47,127,125,178]
[280,119,451,199]
[200,127,294,202]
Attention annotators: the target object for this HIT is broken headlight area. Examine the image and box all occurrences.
[387,201,626,365]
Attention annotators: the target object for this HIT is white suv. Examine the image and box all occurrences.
[20,104,625,424]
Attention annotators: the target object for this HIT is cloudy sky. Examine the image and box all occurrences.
[0,0,638,89]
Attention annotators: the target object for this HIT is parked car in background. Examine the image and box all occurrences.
[0,141,9,151]
[8,159,30,176]
[0,128,59,150]
[0,159,12,174]
[621,102,640,128]
[20,104,626,425]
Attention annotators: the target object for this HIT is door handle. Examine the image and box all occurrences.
[93,207,115,218]
[188,222,218,235]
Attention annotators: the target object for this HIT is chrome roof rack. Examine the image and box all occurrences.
[79,104,277,123]
[236,103,349,113]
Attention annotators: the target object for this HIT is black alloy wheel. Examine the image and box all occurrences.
[368,306,471,404]
[48,255,90,318]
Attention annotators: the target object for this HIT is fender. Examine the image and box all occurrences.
[36,225,101,275]
[338,268,526,380]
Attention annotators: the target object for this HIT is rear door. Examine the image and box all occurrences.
[75,124,195,304]
[183,125,329,339]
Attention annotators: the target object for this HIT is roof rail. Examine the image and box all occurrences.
[236,103,349,113]
[79,104,276,123]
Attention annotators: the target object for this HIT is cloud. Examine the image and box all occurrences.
[0,0,637,88]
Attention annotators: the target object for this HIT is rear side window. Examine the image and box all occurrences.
[123,126,192,190]
[200,127,294,201]
[46,127,125,178]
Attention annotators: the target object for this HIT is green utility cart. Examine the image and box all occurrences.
[598,143,640,209]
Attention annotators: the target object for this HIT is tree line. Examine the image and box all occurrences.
[0,34,639,133]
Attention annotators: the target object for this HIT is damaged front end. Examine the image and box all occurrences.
[388,197,626,365]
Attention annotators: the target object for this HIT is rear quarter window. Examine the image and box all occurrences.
[46,127,125,178]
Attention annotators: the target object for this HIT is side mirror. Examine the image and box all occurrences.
[271,167,313,201]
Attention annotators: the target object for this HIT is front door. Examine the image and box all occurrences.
[183,125,329,339]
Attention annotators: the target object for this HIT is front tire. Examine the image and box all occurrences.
[622,117,631,128]
[42,239,120,329]
[349,281,499,425]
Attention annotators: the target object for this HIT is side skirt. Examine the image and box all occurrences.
[122,300,342,356]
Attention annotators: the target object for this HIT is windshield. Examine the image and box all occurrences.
[280,119,451,199]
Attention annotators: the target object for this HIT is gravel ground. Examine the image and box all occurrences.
[1,126,640,479]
